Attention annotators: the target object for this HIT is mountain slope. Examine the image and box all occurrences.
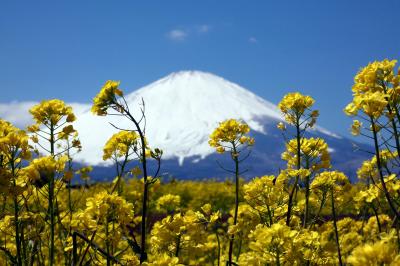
[74,70,345,169]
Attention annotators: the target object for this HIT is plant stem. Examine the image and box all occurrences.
[216,232,221,266]
[49,123,55,266]
[286,122,301,226]
[382,83,400,156]
[331,189,343,266]
[13,172,22,266]
[228,144,239,266]
[372,204,382,233]
[121,106,149,264]
[175,235,181,258]
[303,174,310,227]
[371,119,400,220]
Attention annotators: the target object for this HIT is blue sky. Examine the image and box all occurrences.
[1,0,399,137]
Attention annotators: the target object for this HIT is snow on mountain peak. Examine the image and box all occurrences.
[73,71,335,166]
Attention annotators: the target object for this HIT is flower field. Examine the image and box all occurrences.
[1,59,400,265]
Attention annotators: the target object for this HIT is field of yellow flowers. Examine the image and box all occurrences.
[1,59,400,265]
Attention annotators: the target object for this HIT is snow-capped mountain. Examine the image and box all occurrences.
[0,70,369,181]
[72,71,368,181]
[75,71,284,164]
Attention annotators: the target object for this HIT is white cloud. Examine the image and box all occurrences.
[197,24,210,33]
[0,101,36,128]
[0,101,90,129]
[167,29,188,41]
[249,37,258,43]
[167,24,211,41]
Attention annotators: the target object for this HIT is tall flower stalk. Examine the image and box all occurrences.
[92,80,162,263]
[311,171,349,266]
[277,92,328,226]
[102,130,140,195]
[344,59,400,220]
[28,99,78,265]
[209,119,254,265]
[0,120,31,266]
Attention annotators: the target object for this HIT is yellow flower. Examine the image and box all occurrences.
[244,175,287,220]
[145,148,152,158]
[277,122,286,130]
[351,120,362,136]
[310,171,348,192]
[122,254,140,266]
[71,190,134,231]
[147,253,182,266]
[102,130,140,160]
[26,124,40,132]
[345,59,400,120]
[352,59,398,95]
[21,156,67,184]
[357,150,397,181]
[29,99,76,126]
[347,230,400,266]
[156,194,181,213]
[354,186,379,204]
[285,168,311,179]
[209,119,254,152]
[31,135,39,143]
[247,223,298,264]
[216,146,225,153]
[91,80,123,116]
[278,92,315,124]
[201,203,212,215]
[0,120,31,163]
[76,166,93,180]
[281,137,330,171]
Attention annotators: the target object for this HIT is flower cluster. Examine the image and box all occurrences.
[29,99,76,126]
[209,119,254,154]
[344,59,400,127]
[243,223,298,264]
[344,91,389,118]
[311,171,349,192]
[244,175,287,224]
[281,137,331,171]
[91,80,123,116]
[352,59,399,95]
[156,194,181,213]
[72,191,134,230]
[278,92,316,124]
[0,120,31,163]
[103,130,140,160]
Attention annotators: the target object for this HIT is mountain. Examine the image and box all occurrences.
[72,71,370,182]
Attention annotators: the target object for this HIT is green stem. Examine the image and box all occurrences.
[331,190,343,266]
[303,174,310,227]
[276,248,280,266]
[175,235,181,258]
[106,217,111,266]
[371,204,382,233]
[235,233,242,261]
[267,205,273,226]
[382,83,400,156]
[49,123,55,266]
[140,181,149,263]
[228,144,239,266]
[371,119,400,220]
[13,177,22,266]
[286,121,301,226]
[310,193,326,229]
[216,232,221,266]
[122,107,149,264]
